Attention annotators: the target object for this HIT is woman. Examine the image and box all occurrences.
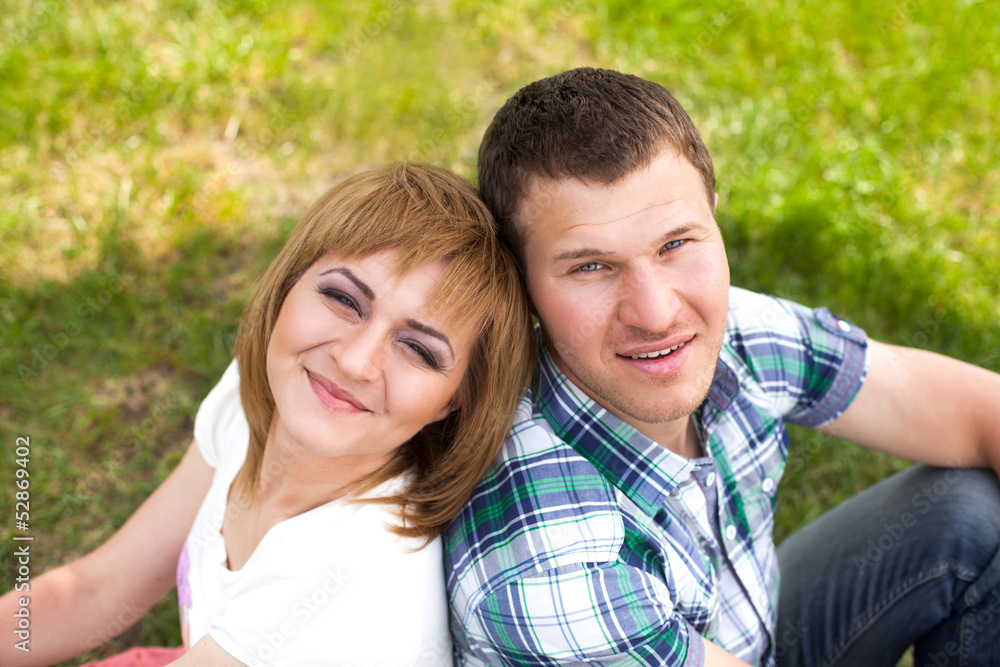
[0,163,534,666]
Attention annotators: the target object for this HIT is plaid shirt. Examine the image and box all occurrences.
[444,287,869,666]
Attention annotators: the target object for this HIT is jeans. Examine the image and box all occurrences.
[775,466,1000,667]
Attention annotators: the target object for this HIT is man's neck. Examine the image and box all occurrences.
[633,415,704,459]
[542,341,707,460]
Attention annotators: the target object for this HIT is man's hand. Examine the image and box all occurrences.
[703,637,753,666]
[821,340,1000,476]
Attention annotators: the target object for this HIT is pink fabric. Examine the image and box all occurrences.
[82,646,185,667]
[176,543,193,607]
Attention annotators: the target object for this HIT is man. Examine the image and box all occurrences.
[444,67,1000,666]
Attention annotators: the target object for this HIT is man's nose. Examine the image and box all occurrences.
[331,329,384,383]
[617,266,682,333]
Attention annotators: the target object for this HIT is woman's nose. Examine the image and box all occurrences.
[331,329,384,383]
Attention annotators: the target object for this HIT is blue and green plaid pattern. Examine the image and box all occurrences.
[445,287,868,666]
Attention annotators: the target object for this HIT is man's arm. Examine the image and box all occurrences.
[461,560,751,666]
[820,339,1000,475]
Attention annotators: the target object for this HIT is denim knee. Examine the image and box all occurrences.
[899,467,1000,593]
[909,468,1000,667]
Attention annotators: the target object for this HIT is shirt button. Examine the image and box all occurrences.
[837,319,852,333]
[725,525,737,541]
[705,472,717,487]
[762,478,775,493]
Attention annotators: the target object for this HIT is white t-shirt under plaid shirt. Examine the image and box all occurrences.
[444,287,870,666]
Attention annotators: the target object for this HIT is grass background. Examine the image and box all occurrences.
[1,0,997,663]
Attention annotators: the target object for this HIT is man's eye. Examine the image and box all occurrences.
[662,239,685,251]
[577,262,603,272]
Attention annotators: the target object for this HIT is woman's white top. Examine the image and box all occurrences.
[177,361,454,666]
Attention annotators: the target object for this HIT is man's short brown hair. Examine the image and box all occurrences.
[477,67,716,263]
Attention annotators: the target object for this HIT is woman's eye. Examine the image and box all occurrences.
[320,288,360,314]
[405,341,442,371]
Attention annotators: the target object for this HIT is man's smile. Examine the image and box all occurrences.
[625,341,686,359]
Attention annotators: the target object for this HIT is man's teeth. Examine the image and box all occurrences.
[629,342,685,359]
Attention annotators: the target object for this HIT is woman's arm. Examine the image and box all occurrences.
[169,635,245,666]
[0,440,214,667]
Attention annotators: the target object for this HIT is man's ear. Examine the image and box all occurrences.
[713,191,719,212]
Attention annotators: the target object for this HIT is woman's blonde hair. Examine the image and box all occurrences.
[234,163,534,540]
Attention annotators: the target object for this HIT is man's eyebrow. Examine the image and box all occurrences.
[406,319,454,356]
[551,222,706,264]
[655,223,704,242]
[551,246,615,264]
[318,267,375,301]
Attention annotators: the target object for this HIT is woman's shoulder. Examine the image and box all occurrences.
[209,475,452,666]
[322,473,441,561]
[193,360,248,469]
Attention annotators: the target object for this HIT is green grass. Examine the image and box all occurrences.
[1,0,997,663]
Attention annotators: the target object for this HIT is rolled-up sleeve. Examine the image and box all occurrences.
[779,302,869,427]
[463,561,705,667]
[725,289,869,428]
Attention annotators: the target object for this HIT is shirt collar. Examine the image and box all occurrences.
[706,340,741,412]
[534,340,740,517]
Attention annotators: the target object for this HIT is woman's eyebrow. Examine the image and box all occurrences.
[406,319,454,357]
[318,267,375,301]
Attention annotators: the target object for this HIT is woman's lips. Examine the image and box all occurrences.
[306,370,369,414]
